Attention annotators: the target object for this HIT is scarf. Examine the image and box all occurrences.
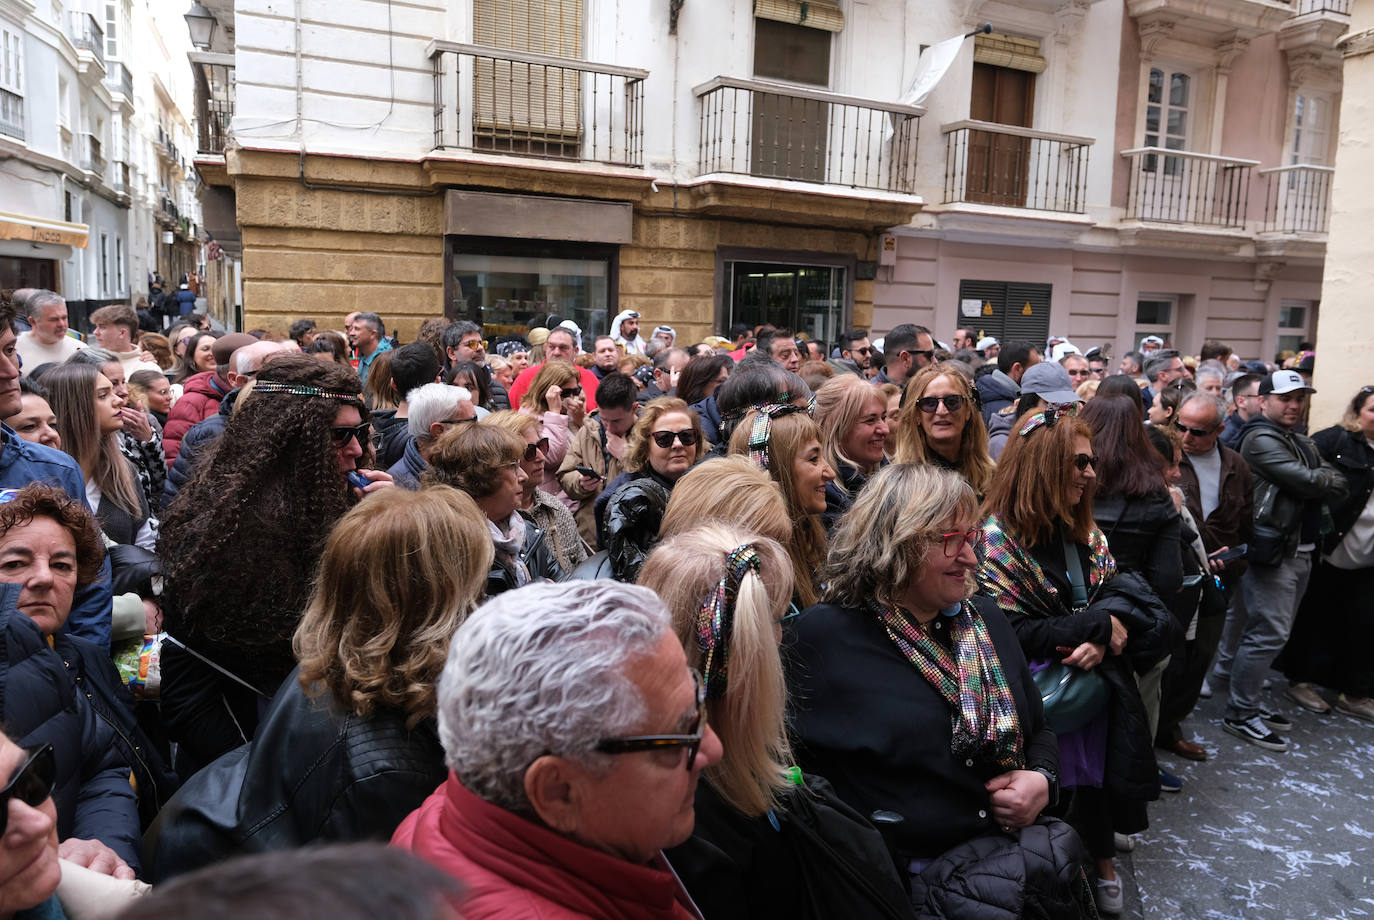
[874,598,1024,773]
[489,514,531,587]
[977,513,1115,620]
[696,543,762,699]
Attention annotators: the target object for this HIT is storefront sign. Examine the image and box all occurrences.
[0,211,89,249]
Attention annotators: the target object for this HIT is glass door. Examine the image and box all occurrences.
[727,261,846,345]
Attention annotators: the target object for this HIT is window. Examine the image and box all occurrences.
[115,237,124,292]
[1291,93,1331,167]
[449,237,616,339]
[1144,67,1190,174]
[104,1,118,59]
[100,233,110,296]
[1134,296,1175,349]
[0,22,20,140]
[58,76,69,127]
[1277,299,1313,356]
[750,19,833,182]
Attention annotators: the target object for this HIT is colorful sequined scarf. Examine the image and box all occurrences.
[976,513,1115,621]
[874,598,1024,773]
[696,543,762,699]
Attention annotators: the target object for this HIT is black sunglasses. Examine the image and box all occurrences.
[560,386,583,400]
[0,744,56,834]
[523,437,550,461]
[904,349,935,361]
[1176,423,1217,438]
[330,422,371,446]
[916,394,967,413]
[596,669,707,770]
[853,346,872,355]
[651,429,698,449]
[1073,453,1098,471]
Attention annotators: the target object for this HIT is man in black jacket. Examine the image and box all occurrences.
[1222,371,1345,752]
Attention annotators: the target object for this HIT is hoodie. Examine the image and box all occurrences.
[611,309,647,356]
[976,369,1020,425]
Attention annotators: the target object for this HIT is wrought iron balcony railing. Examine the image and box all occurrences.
[428,40,646,167]
[68,12,105,70]
[1292,0,1349,14]
[942,120,1093,213]
[80,133,106,177]
[1121,147,1258,229]
[0,89,22,141]
[105,62,133,98]
[1260,163,1334,233]
[694,76,922,194]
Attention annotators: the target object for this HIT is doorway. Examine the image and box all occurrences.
[968,63,1035,206]
[725,260,848,346]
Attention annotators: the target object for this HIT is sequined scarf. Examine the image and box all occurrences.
[696,543,762,699]
[874,598,1024,773]
[976,512,1115,620]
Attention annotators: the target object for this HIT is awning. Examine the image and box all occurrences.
[0,211,89,249]
[974,32,1046,74]
[754,0,844,32]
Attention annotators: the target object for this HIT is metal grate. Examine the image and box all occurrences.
[942,120,1092,212]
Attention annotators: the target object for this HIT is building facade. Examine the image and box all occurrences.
[204,0,1342,362]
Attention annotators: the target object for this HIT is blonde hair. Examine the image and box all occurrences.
[520,360,580,413]
[481,409,539,441]
[625,397,706,473]
[660,457,790,546]
[894,362,995,496]
[814,374,887,491]
[1076,378,1101,401]
[293,487,493,728]
[638,524,794,817]
[824,463,978,610]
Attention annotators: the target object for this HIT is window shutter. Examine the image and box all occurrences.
[754,0,845,33]
[473,0,583,146]
[973,32,1046,75]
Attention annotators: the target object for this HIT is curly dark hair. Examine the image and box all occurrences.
[158,354,366,689]
[0,484,104,586]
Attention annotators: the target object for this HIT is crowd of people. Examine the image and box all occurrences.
[0,286,1367,919]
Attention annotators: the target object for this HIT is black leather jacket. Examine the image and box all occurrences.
[487,513,564,596]
[1312,425,1374,550]
[1238,415,1346,560]
[146,667,445,882]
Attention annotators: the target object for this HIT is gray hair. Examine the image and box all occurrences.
[441,321,481,352]
[407,383,471,439]
[1195,360,1226,384]
[354,311,383,335]
[436,581,670,813]
[1179,390,1227,427]
[66,346,119,367]
[24,291,65,318]
[1142,349,1181,384]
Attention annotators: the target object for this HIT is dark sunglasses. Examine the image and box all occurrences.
[916,394,967,413]
[1176,423,1217,438]
[0,744,56,834]
[330,422,371,446]
[904,349,935,361]
[853,346,872,355]
[1073,453,1098,472]
[596,669,707,771]
[437,416,476,427]
[651,429,698,449]
[524,437,550,461]
[560,386,583,400]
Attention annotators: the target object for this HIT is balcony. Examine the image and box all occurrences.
[112,160,130,194]
[428,41,646,168]
[942,120,1093,213]
[1121,147,1257,229]
[0,89,22,142]
[1279,0,1349,56]
[1293,0,1349,13]
[79,134,106,179]
[191,55,235,156]
[694,76,922,194]
[104,62,133,101]
[1260,164,1333,234]
[1126,0,1293,43]
[67,12,106,79]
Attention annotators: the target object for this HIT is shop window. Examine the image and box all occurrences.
[723,256,850,347]
[1134,295,1175,349]
[449,237,616,341]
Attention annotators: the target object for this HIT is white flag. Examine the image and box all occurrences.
[903,34,967,107]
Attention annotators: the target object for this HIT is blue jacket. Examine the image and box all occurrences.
[176,288,196,315]
[163,389,237,505]
[387,437,426,490]
[691,394,724,446]
[0,426,112,650]
[976,369,1020,425]
[0,584,141,870]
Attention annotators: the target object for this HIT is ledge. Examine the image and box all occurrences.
[1116,220,1253,255]
[919,201,1095,245]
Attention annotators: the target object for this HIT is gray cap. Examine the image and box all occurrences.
[1020,361,1081,405]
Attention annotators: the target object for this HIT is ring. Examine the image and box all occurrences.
[1002,825,1014,833]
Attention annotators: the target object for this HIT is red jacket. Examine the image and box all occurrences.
[508,364,602,413]
[392,774,702,920]
[163,371,229,466]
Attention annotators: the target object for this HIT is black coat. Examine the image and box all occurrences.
[821,462,873,534]
[786,595,1058,859]
[595,469,674,582]
[1091,488,1183,604]
[0,586,141,870]
[163,388,236,505]
[146,667,445,882]
[486,513,564,596]
[1312,425,1374,549]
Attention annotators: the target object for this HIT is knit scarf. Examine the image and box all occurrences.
[489,514,531,587]
[874,598,1024,773]
[976,513,1115,620]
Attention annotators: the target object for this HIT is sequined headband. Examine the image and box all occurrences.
[697,543,762,700]
[747,403,811,471]
[251,381,363,402]
[1017,401,1077,437]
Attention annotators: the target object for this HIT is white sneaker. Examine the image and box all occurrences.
[1199,678,1214,699]
[1095,877,1124,915]
[1113,832,1135,852]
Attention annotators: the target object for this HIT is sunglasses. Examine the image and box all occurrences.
[853,346,872,355]
[524,437,550,461]
[904,349,935,361]
[938,527,984,557]
[463,339,488,351]
[1073,453,1098,471]
[596,669,707,770]
[651,429,698,449]
[0,744,56,834]
[437,416,476,427]
[1176,424,1217,438]
[1066,368,1091,378]
[330,422,371,447]
[916,394,967,414]
[560,386,583,401]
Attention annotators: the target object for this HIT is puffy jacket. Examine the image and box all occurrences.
[821,462,873,534]
[375,412,411,469]
[976,370,1019,425]
[162,390,235,505]
[488,373,511,411]
[596,470,673,582]
[1238,415,1346,561]
[0,586,141,871]
[147,667,445,882]
[487,513,565,596]
[1312,425,1374,549]
[162,371,230,466]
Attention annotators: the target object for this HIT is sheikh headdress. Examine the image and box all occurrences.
[696,543,763,700]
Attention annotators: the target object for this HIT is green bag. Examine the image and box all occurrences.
[1033,662,1109,734]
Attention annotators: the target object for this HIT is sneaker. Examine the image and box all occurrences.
[1199,678,1214,699]
[1095,877,1124,915]
[1159,768,1183,793]
[1286,682,1331,714]
[1224,715,1291,752]
[1113,832,1135,852]
[1335,694,1374,723]
[1259,707,1293,731]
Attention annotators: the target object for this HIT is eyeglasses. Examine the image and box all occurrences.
[0,744,56,835]
[523,437,550,461]
[437,417,476,427]
[559,386,583,401]
[938,528,984,557]
[1176,423,1217,438]
[916,394,967,413]
[462,339,488,351]
[904,349,935,362]
[1066,369,1091,379]
[1073,453,1098,471]
[651,429,698,449]
[596,669,707,771]
[330,422,371,446]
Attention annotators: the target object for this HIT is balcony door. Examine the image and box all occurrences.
[751,18,830,182]
[968,63,1034,206]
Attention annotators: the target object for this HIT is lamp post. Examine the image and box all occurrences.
[184,1,216,50]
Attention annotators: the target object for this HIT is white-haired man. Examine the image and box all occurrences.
[386,383,475,489]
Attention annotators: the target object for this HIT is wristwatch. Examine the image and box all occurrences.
[1031,766,1059,808]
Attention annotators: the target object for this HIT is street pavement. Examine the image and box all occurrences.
[1114,673,1374,919]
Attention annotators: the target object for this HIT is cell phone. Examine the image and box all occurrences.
[1208,544,1247,563]
[574,466,602,479]
[347,470,371,491]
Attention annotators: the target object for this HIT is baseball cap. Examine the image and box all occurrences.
[1141,335,1165,347]
[1020,361,1081,405]
[1259,369,1315,396]
[975,336,999,352]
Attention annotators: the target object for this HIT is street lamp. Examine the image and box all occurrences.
[184,1,216,50]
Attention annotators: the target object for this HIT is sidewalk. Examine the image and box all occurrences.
[1115,674,1374,919]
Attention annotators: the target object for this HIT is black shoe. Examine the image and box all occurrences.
[1259,708,1293,731]
[1223,716,1290,752]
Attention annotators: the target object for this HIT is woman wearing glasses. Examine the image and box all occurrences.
[158,355,393,774]
[789,465,1090,917]
[978,407,1166,916]
[596,397,706,582]
[894,363,995,498]
[423,425,563,596]
[518,359,585,511]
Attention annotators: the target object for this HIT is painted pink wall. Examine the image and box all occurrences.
[1220,34,1290,224]
[1111,14,1143,210]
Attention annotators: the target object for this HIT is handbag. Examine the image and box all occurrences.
[1033,534,1109,734]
